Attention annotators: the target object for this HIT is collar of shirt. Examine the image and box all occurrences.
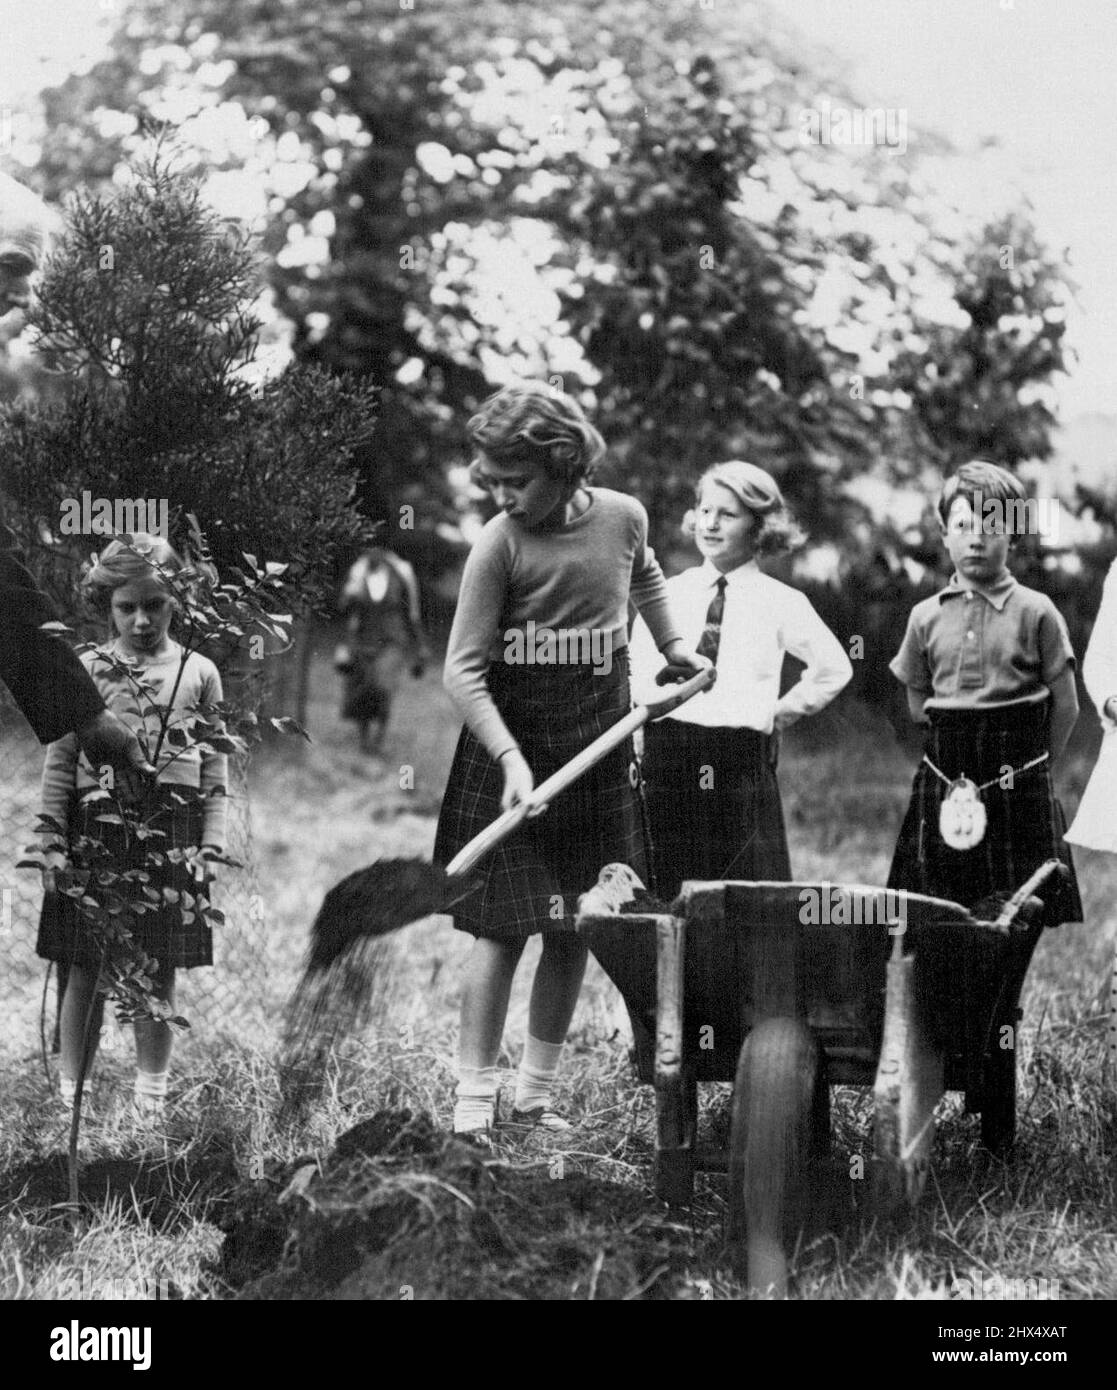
[696,557,761,591]
[938,570,1017,612]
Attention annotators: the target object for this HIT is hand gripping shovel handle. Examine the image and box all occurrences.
[445,666,716,878]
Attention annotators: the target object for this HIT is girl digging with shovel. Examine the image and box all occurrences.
[435,382,710,1137]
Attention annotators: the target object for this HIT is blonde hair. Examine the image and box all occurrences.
[467,381,606,488]
[81,533,192,621]
[685,460,806,556]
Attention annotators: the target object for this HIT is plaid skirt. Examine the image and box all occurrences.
[433,655,647,941]
[37,782,214,970]
[642,720,791,903]
[887,701,1083,926]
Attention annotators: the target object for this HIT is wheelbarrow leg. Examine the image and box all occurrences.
[653,915,697,1205]
[978,919,1043,1156]
[980,1003,1022,1155]
[656,1064,697,1206]
[871,943,944,1216]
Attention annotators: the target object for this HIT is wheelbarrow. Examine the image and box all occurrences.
[575,858,1062,1291]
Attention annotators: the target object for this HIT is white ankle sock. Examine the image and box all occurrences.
[514,1035,564,1113]
[454,1064,498,1133]
[134,1069,168,1111]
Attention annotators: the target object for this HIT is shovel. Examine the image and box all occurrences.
[279,665,714,1107]
[300,666,715,967]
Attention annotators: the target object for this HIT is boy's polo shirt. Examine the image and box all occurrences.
[890,572,1075,708]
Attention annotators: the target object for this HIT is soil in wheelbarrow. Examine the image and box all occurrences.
[219,1108,704,1300]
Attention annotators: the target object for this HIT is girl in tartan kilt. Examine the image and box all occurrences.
[435,382,708,1136]
[887,461,1082,927]
[630,461,852,901]
[37,534,227,1120]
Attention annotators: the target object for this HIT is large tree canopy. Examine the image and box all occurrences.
[16,0,1071,578]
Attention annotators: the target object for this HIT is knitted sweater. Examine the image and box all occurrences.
[40,641,228,850]
[443,487,681,759]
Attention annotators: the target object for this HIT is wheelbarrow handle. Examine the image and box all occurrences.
[992,858,1063,932]
[445,666,716,878]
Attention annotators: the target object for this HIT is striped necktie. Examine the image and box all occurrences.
[696,575,727,666]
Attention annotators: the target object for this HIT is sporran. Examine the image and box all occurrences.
[938,776,987,850]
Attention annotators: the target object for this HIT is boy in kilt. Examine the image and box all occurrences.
[435,382,708,1136]
[887,461,1082,927]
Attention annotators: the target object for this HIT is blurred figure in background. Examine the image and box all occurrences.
[335,546,429,753]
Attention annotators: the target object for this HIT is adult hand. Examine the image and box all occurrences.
[75,710,156,802]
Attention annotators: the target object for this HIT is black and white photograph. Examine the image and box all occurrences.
[0,0,1113,1341]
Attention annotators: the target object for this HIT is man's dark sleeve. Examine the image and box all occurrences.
[0,529,104,743]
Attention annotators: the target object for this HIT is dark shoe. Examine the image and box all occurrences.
[508,1106,572,1133]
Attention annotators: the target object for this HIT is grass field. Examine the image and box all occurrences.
[2,633,1115,1301]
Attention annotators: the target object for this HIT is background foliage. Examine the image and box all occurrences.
[3,0,1104,698]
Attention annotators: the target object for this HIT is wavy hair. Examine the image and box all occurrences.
[685,460,805,557]
[80,533,193,621]
[937,459,1028,531]
[467,381,606,488]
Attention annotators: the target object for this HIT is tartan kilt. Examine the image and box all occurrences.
[642,720,791,903]
[37,782,214,970]
[887,701,1083,926]
[433,654,647,942]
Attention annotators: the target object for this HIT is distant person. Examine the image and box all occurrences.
[0,171,154,794]
[887,460,1082,925]
[37,536,227,1121]
[629,460,852,901]
[435,381,709,1137]
[0,169,55,316]
[334,546,429,752]
[1066,557,1117,851]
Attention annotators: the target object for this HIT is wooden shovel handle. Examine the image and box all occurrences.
[445,666,715,878]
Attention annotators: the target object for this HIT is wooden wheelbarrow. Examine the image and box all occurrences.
[576,859,1062,1291]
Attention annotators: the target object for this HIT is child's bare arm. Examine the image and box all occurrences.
[1046,668,1078,765]
[906,688,929,724]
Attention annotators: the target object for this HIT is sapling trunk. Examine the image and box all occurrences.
[39,961,53,1089]
[68,944,107,1212]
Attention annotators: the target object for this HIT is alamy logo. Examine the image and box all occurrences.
[798,883,907,933]
[967,496,1061,541]
[56,1269,173,1301]
[800,102,908,155]
[504,619,612,676]
[952,1269,1060,1301]
[59,491,168,539]
[49,1320,152,1370]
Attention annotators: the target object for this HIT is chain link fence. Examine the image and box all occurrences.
[0,684,271,1065]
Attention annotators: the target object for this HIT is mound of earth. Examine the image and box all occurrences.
[221,1108,706,1300]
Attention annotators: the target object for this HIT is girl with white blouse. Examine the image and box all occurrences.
[630,460,852,900]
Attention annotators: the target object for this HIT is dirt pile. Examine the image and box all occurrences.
[221,1108,701,1299]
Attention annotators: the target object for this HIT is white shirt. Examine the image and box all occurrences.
[630,559,853,731]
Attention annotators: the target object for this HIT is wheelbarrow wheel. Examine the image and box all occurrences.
[727,1017,828,1295]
